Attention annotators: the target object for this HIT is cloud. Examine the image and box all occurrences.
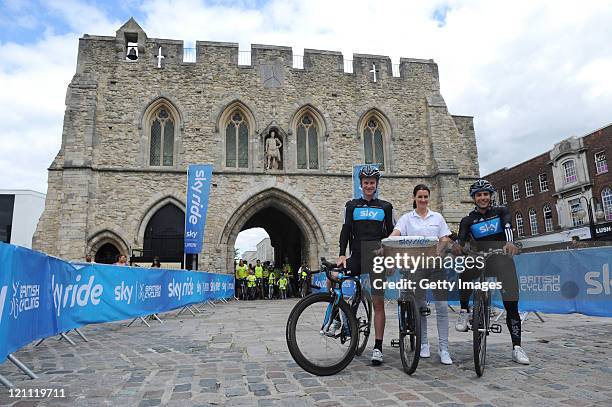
[1,0,611,193]
[234,227,269,255]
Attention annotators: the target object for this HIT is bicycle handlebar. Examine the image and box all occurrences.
[320,257,347,284]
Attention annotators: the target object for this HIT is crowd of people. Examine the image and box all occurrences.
[234,258,312,300]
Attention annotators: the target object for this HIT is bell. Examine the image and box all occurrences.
[126,47,138,60]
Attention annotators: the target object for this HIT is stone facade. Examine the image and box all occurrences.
[34,18,480,273]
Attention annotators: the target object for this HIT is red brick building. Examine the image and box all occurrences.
[484,123,612,245]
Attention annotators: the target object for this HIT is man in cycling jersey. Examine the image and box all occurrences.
[337,165,394,365]
[452,179,530,365]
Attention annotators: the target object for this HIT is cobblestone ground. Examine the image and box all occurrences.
[1,298,611,406]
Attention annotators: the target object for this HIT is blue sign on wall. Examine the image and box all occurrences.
[184,164,213,254]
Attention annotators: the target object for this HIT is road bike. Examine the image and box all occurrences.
[464,248,506,377]
[286,258,372,375]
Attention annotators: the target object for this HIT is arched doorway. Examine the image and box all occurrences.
[242,207,303,270]
[220,188,327,274]
[95,242,119,264]
[142,203,185,265]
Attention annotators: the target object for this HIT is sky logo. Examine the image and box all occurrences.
[353,207,385,221]
[471,218,501,238]
[585,263,611,295]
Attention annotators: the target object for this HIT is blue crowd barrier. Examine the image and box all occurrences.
[311,247,612,316]
[0,242,234,363]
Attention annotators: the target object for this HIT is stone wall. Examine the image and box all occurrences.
[34,18,480,272]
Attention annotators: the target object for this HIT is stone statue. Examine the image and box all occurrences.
[265,130,283,170]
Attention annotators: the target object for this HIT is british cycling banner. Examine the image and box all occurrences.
[0,242,233,363]
[184,164,213,254]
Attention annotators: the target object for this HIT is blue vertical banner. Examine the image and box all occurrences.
[352,164,380,199]
[184,164,213,254]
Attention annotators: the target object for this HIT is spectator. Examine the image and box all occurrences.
[151,257,161,268]
[115,254,129,266]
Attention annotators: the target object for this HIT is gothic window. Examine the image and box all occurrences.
[149,107,174,166]
[363,118,385,170]
[602,187,612,221]
[225,110,249,168]
[529,208,538,235]
[543,203,554,232]
[297,114,318,169]
[515,212,524,237]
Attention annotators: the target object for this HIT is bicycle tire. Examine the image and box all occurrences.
[286,293,359,376]
[399,294,421,375]
[355,290,372,356]
[473,289,489,377]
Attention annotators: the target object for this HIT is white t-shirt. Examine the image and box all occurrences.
[394,209,451,238]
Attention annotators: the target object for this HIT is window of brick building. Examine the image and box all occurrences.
[512,184,520,201]
[595,151,608,174]
[501,188,507,205]
[525,178,534,197]
[602,187,612,221]
[528,208,538,235]
[538,173,548,192]
[563,160,577,184]
[569,198,584,226]
[516,212,524,237]
[543,203,554,232]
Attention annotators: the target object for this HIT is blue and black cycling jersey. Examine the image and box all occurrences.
[457,206,513,250]
[339,198,394,256]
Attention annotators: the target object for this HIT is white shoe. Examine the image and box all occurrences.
[371,348,383,365]
[439,350,453,365]
[512,345,530,365]
[455,310,471,332]
[420,343,430,358]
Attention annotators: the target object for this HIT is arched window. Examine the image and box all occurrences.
[602,187,612,221]
[515,212,524,237]
[225,110,249,168]
[528,208,538,235]
[95,242,120,264]
[543,203,553,232]
[562,160,577,183]
[363,117,385,170]
[149,107,175,166]
[296,114,319,169]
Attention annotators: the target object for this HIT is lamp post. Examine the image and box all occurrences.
[575,196,605,240]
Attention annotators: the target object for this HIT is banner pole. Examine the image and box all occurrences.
[0,373,14,389]
[8,354,38,379]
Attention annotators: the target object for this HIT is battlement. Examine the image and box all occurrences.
[75,17,439,86]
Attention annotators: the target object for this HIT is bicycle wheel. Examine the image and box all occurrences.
[473,290,489,377]
[398,294,421,375]
[354,290,372,356]
[286,293,358,376]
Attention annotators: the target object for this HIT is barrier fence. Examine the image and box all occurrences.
[0,242,234,365]
[311,247,612,317]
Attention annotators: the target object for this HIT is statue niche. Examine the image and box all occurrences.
[264,129,283,170]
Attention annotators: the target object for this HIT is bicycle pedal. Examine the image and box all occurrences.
[390,339,400,348]
[420,307,431,316]
[490,324,502,333]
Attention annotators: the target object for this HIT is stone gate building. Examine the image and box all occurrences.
[34,18,480,273]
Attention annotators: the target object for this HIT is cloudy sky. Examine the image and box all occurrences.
[1,0,611,252]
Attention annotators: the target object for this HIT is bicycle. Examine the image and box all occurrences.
[268,280,275,299]
[463,248,506,377]
[286,258,372,376]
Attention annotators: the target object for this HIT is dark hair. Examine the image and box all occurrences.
[412,184,431,209]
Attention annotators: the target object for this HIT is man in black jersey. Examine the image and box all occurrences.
[336,165,394,365]
[452,179,530,365]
